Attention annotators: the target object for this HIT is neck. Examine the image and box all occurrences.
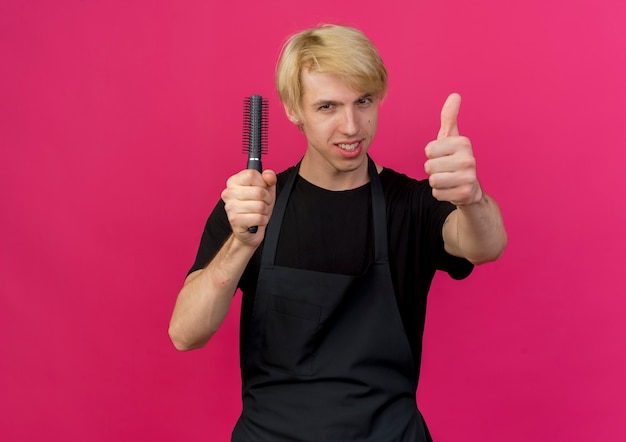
[298,154,382,191]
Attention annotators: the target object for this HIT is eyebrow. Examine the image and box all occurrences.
[310,94,373,109]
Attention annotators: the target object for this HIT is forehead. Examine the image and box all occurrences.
[300,69,364,103]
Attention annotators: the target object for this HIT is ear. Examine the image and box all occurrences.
[283,103,300,125]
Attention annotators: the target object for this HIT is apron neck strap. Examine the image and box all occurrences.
[367,156,389,263]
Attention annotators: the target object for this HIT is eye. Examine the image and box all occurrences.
[318,103,334,111]
[357,96,373,106]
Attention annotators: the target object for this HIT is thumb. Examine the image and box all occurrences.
[262,169,277,187]
[262,170,277,210]
[437,93,461,140]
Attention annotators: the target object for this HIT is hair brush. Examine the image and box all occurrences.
[242,94,268,233]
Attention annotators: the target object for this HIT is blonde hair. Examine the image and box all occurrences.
[276,25,388,113]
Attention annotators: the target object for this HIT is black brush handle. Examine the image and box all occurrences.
[243,95,268,233]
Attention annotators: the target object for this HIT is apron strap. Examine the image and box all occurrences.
[260,161,299,267]
[367,156,389,263]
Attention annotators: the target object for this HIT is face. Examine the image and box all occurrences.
[286,69,379,190]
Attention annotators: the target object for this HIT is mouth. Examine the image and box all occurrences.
[336,141,360,152]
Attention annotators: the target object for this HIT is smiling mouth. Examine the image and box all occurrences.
[337,142,359,151]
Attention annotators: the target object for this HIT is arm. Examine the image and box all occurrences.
[424,93,507,265]
[442,193,507,265]
[168,169,277,351]
[168,235,257,351]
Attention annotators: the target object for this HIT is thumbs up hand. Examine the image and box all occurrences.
[424,93,483,207]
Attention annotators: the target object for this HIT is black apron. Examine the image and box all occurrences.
[232,158,431,441]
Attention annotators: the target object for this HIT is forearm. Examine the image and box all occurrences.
[168,234,256,351]
[444,192,507,265]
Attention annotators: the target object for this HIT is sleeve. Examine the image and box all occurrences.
[187,199,232,276]
[425,194,474,280]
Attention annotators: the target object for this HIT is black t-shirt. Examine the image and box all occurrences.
[189,166,473,374]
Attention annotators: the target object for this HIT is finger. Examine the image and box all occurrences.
[223,174,271,204]
[227,169,260,187]
[437,93,461,140]
[424,155,459,175]
[425,137,457,159]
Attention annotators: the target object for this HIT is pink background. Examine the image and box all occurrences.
[2,1,625,441]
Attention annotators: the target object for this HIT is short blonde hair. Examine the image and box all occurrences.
[276,25,388,113]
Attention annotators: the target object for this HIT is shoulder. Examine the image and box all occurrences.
[379,167,432,201]
[380,166,426,186]
[379,166,457,227]
[276,165,298,191]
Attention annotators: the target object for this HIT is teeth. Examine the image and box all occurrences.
[338,142,359,151]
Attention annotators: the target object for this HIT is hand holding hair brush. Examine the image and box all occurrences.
[242,95,268,233]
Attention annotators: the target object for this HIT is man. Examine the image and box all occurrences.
[169,24,506,441]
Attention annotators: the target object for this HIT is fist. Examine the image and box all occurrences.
[424,93,483,207]
[221,169,277,244]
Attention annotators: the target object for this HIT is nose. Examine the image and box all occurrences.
[339,108,358,136]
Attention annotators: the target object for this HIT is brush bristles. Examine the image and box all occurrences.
[242,95,269,156]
